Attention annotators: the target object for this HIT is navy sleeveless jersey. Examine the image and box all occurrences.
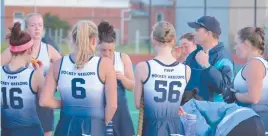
[57,55,105,118]
[1,66,40,128]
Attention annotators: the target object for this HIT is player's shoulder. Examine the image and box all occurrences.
[50,56,65,72]
[136,61,148,70]
[120,52,129,58]
[247,58,266,69]
[99,57,113,66]
[46,43,60,55]
[120,52,132,64]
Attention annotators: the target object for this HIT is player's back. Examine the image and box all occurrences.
[57,55,105,118]
[55,55,106,136]
[142,59,187,136]
[144,59,187,118]
[1,65,43,136]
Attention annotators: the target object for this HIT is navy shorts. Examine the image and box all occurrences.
[54,115,105,136]
[36,105,54,132]
[1,125,44,136]
[106,101,134,136]
[228,116,265,136]
[142,117,184,136]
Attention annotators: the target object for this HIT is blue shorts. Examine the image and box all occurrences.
[36,105,54,132]
[1,125,44,136]
[106,101,135,136]
[142,117,184,136]
[252,105,268,135]
[54,115,105,136]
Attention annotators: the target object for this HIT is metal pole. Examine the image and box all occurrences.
[135,30,140,54]
[1,0,4,46]
[204,0,207,16]
[34,0,37,12]
[173,0,176,28]
[254,0,257,27]
[148,0,152,54]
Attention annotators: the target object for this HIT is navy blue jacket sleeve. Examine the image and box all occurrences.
[202,58,234,94]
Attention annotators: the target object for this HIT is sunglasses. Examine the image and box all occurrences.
[195,20,209,31]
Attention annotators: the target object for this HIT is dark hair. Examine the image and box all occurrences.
[200,26,219,40]
[6,22,32,55]
[238,27,265,55]
[180,33,194,42]
[98,21,116,43]
[212,32,219,39]
[181,88,203,106]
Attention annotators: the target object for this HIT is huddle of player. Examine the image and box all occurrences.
[1,12,267,136]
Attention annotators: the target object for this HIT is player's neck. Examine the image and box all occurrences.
[33,39,41,46]
[33,39,41,52]
[155,46,175,62]
[246,51,262,61]
[9,56,28,71]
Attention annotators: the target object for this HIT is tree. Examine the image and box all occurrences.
[43,13,70,38]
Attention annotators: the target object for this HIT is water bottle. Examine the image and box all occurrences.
[183,113,196,136]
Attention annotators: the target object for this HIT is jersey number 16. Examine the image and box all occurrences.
[1,87,23,109]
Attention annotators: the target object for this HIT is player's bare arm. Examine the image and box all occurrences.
[31,64,45,94]
[119,53,135,91]
[235,59,265,104]
[39,59,62,108]
[99,57,117,125]
[186,65,191,83]
[48,44,61,63]
[134,61,148,109]
[0,48,12,65]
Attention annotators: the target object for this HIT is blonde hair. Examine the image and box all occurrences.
[24,13,42,28]
[71,20,98,69]
[151,21,176,43]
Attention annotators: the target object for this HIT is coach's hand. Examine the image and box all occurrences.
[116,71,125,81]
[195,50,210,68]
[223,88,237,104]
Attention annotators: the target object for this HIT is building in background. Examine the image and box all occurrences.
[3,0,268,54]
[4,0,130,45]
[175,0,268,51]
[1,0,4,45]
[128,0,175,45]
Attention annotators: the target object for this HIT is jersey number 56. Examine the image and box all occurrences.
[154,80,181,103]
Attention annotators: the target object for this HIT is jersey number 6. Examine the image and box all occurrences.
[71,78,86,99]
[154,80,181,103]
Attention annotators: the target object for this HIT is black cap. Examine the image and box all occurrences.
[188,16,221,35]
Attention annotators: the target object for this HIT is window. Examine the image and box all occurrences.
[13,12,25,30]
[156,12,164,22]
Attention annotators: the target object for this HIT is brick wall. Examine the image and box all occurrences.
[4,6,129,43]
